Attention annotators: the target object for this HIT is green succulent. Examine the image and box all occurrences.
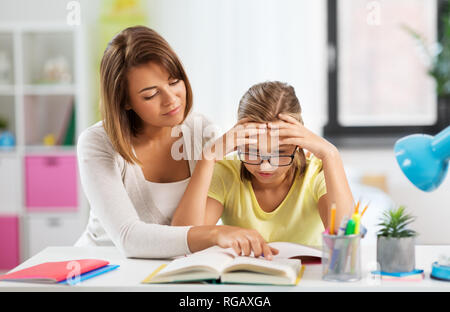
[377,206,417,238]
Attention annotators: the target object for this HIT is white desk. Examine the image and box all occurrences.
[0,245,449,292]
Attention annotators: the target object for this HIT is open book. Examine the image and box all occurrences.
[142,242,321,286]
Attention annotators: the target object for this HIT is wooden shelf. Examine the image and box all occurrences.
[0,85,15,95]
[23,84,76,95]
[24,145,76,154]
[0,146,18,156]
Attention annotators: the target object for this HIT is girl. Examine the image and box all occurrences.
[172,81,354,251]
[75,26,277,259]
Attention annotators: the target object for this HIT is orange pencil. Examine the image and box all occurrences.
[329,204,336,235]
[354,201,360,214]
[361,203,370,218]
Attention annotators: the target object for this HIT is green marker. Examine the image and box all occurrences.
[345,219,356,235]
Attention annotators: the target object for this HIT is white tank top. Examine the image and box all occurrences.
[146,177,191,220]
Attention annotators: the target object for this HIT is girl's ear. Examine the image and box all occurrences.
[124,103,132,111]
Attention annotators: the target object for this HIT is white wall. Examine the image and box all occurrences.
[148,0,328,134]
[1,0,328,135]
[0,0,68,22]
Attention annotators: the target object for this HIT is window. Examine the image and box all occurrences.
[325,0,449,146]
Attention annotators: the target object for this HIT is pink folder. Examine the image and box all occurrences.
[0,259,109,283]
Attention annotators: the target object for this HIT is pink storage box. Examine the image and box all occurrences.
[25,155,78,211]
[0,216,20,270]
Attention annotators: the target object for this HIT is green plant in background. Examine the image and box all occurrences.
[402,1,450,96]
[94,0,149,122]
[377,206,417,238]
[0,115,8,130]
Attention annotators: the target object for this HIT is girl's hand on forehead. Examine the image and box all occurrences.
[267,113,338,161]
[236,117,268,129]
[203,118,267,161]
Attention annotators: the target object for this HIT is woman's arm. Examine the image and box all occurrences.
[78,127,195,259]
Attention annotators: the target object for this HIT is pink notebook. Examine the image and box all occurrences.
[0,259,109,283]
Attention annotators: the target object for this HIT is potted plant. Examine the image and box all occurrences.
[402,1,450,128]
[0,115,15,148]
[376,206,418,273]
[0,115,7,132]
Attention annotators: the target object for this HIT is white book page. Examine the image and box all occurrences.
[193,242,321,260]
[158,250,235,277]
[223,257,301,282]
[269,242,322,259]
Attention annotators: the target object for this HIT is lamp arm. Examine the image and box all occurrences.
[431,125,450,160]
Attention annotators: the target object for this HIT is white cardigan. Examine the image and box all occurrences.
[75,112,217,259]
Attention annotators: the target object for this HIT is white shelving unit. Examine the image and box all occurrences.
[0,22,88,268]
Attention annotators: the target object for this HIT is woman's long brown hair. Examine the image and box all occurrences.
[99,26,193,166]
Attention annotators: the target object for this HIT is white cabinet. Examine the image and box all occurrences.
[25,214,83,258]
[0,155,21,214]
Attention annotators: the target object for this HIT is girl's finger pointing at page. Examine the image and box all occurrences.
[262,244,273,260]
[248,237,262,258]
[231,240,241,256]
[270,247,279,255]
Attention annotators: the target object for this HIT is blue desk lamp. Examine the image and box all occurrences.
[394,125,450,192]
[394,125,450,281]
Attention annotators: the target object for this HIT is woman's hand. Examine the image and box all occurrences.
[268,113,338,161]
[203,118,266,161]
[212,225,279,260]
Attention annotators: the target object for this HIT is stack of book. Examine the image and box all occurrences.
[0,259,119,285]
[371,269,424,281]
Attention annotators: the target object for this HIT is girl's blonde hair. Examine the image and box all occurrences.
[237,81,307,181]
[100,26,193,166]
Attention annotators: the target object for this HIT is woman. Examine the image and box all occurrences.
[75,26,278,259]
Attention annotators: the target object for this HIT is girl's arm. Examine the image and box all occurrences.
[171,120,281,259]
[171,118,264,226]
[171,157,218,226]
[317,150,354,228]
[270,113,354,228]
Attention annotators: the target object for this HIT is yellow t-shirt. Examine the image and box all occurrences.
[207,154,327,247]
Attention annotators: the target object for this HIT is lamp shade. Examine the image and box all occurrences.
[394,126,450,192]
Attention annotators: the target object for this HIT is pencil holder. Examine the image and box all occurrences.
[322,233,361,282]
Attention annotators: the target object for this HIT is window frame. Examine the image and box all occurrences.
[324,0,450,147]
